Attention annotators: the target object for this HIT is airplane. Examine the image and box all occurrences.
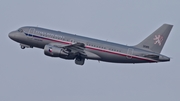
[9,24,173,65]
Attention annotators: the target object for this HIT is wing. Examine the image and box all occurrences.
[48,42,100,59]
[64,42,87,57]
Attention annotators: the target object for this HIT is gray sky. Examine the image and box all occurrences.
[0,0,180,101]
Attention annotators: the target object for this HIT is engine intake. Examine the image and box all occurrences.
[44,45,68,57]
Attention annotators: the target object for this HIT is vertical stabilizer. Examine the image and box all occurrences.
[135,24,173,53]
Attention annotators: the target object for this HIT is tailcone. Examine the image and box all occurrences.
[159,55,170,62]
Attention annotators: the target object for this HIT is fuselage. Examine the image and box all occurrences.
[9,26,170,64]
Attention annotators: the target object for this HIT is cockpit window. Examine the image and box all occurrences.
[18,29,23,33]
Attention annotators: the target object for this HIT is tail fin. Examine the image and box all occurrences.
[135,24,173,53]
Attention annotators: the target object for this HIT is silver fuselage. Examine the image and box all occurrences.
[9,26,170,63]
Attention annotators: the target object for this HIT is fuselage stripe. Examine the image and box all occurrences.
[25,33,158,62]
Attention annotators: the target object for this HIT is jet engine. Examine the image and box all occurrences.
[44,45,69,57]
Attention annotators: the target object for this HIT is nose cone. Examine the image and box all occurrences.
[9,32,14,39]
[8,31,16,40]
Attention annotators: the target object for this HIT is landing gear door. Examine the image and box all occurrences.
[126,48,134,59]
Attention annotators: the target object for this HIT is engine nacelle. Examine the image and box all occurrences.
[44,45,68,57]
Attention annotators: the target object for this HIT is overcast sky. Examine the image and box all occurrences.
[0,0,180,101]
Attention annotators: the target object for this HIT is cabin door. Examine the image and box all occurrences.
[28,28,35,40]
[126,48,134,59]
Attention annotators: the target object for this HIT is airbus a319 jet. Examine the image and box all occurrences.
[9,24,173,65]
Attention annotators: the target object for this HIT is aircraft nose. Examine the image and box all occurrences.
[8,31,16,40]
